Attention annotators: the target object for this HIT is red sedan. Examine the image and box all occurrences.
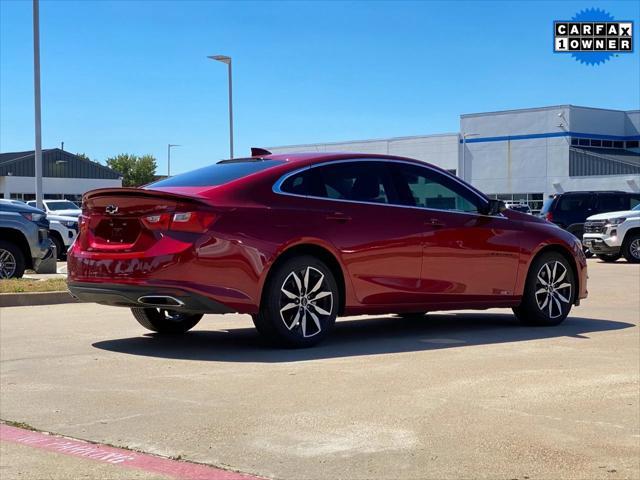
[68,151,588,347]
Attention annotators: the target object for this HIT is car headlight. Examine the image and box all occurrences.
[606,217,626,226]
[20,212,45,222]
[62,220,77,228]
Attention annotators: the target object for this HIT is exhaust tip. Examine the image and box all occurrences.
[137,295,185,307]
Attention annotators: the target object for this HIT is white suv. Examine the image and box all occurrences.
[583,204,640,263]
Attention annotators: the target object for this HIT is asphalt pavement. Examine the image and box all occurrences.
[1,259,638,479]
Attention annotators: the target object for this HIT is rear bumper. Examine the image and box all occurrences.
[67,282,236,314]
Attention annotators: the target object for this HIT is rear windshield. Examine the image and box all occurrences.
[148,160,284,188]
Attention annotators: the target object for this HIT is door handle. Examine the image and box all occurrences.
[425,218,445,228]
[325,212,352,223]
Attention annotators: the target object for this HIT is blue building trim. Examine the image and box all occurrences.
[460,131,640,144]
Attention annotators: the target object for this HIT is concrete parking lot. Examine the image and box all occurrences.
[1,259,639,479]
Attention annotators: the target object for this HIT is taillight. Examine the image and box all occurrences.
[142,211,216,233]
[141,213,171,231]
[545,212,553,222]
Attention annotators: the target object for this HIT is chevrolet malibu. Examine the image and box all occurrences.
[68,151,588,347]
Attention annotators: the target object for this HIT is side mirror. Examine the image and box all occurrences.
[482,199,506,216]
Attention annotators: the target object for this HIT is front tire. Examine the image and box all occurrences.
[131,308,203,334]
[622,233,640,263]
[0,240,25,279]
[513,252,575,326]
[253,255,338,348]
[597,253,620,263]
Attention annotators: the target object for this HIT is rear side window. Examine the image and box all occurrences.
[282,162,397,204]
[630,196,640,209]
[148,160,284,188]
[597,194,627,212]
[558,194,591,213]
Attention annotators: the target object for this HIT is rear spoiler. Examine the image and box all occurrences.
[82,187,208,205]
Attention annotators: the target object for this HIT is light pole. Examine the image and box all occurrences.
[207,54,233,159]
[33,0,43,209]
[167,144,180,176]
[460,132,479,182]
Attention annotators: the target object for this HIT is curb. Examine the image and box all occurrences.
[0,291,78,308]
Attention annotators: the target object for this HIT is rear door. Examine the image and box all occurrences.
[390,163,521,302]
[283,160,426,305]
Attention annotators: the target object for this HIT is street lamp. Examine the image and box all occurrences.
[33,0,43,209]
[460,132,479,182]
[167,144,180,176]
[207,54,234,159]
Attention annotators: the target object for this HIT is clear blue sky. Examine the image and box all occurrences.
[1,0,639,175]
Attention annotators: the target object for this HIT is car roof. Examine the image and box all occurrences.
[260,151,430,166]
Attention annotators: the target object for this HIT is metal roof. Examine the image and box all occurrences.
[0,148,121,179]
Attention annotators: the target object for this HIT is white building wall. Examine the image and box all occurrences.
[0,176,122,199]
[269,134,460,172]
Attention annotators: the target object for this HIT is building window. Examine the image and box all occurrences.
[571,138,579,146]
[578,139,590,146]
[627,141,639,149]
[590,139,602,147]
[613,141,624,148]
[602,140,613,148]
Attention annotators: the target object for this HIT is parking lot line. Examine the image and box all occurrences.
[0,424,261,480]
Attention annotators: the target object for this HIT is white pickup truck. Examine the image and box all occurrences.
[582,203,640,263]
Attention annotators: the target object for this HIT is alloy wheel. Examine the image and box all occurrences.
[0,248,17,279]
[630,239,640,260]
[534,261,572,319]
[279,266,333,338]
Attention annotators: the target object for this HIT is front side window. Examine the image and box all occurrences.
[392,163,481,213]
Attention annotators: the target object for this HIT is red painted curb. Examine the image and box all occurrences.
[1,424,261,480]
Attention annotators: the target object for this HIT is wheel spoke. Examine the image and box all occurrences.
[535,288,546,295]
[554,267,566,285]
[310,291,331,301]
[552,261,558,283]
[539,294,549,310]
[544,263,552,283]
[285,309,300,330]
[554,290,570,303]
[291,272,302,293]
[309,274,324,295]
[537,274,548,286]
[281,288,297,300]
[303,267,310,290]
[311,303,331,316]
[301,309,307,337]
[280,302,297,313]
[307,309,322,332]
[557,282,571,290]
[548,296,553,317]
[552,296,563,317]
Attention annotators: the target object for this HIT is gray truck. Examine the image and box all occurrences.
[0,201,55,278]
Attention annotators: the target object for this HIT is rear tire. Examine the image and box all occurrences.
[597,253,620,263]
[513,252,575,326]
[131,308,203,334]
[0,240,25,279]
[622,233,640,263]
[253,255,338,348]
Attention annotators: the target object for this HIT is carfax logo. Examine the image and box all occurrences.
[554,8,633,65]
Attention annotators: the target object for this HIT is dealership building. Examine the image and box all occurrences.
[270,105,640,213]
[0,148,122,202]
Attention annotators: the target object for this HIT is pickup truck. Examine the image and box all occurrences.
[583,203,640,263]
[0,201,55,278]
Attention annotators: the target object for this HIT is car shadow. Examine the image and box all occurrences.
[91,313,635,363]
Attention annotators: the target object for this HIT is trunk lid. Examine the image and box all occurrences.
[80,188,210,252]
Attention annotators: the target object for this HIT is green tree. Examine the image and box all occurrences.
[75,152,91,161]
[106,154,157,187]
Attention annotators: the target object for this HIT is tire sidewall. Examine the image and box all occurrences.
[262,255,338,347]
[623,234,640,263]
